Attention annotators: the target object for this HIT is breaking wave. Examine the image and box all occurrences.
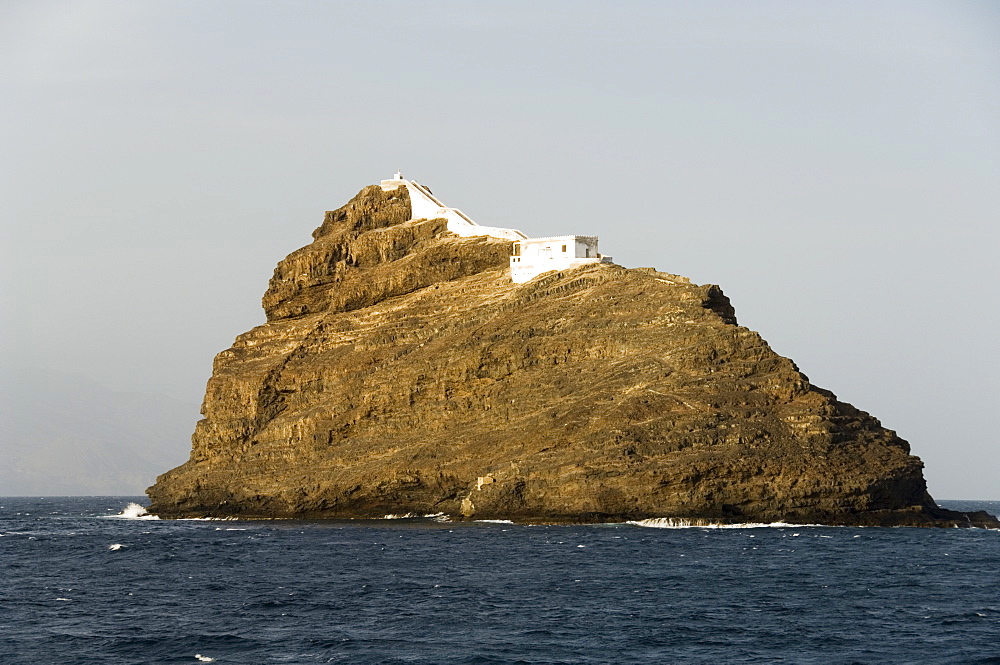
[109,503,159,520]
[627,517,824,529]
[383,513,451,522]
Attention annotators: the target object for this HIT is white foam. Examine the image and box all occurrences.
[382,512,455,521]
[627,517,824,529]
[475,519,514,524]
[108,503,159,520]
[108,543,125,551]
[194,655,215,663]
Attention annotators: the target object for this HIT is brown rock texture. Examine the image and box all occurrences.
[147,184,997,528]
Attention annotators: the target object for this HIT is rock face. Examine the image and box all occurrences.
[147,184,997,527]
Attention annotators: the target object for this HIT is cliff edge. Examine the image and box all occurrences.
[147,183,997,527]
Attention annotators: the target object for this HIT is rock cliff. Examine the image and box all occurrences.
[147,183,997,527]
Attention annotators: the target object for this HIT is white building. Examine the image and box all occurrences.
[509,235,612,283]
[379,172,611,283]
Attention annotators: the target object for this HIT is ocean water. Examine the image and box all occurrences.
[1,497,998,665]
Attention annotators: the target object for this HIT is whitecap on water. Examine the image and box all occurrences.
[178,516,237,521]
[194,655,215,663]
[627,517,825,529]
[108,543,125,551]
[383,513,452,522]
[108,503,159,520]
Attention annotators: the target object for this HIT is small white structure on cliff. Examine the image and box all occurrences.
[381,172,526,242]
[380,172,611,283]
[509,235,611,284]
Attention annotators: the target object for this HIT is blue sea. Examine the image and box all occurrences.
[1,497,998,665]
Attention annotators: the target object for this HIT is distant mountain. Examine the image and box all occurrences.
[0,364,198,496]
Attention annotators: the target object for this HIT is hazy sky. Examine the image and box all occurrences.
[2,1,998,499]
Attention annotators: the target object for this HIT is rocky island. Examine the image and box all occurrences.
[147,175,997,528]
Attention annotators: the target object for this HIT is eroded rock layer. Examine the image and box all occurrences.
[147,185,997,527]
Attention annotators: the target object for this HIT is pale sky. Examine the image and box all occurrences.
[2,0,998,499]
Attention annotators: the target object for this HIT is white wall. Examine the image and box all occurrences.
[509,235,604,283]
[383,177,526,242]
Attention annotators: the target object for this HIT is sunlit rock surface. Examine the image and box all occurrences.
[147,184,997,528]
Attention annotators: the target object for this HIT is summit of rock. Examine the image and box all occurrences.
[146,181,998,528]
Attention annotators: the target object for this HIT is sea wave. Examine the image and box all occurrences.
[107,503,159,520]
[627,517,825,529]
[383,513,452,522]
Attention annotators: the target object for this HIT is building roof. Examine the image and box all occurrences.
[516,235,598,243]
